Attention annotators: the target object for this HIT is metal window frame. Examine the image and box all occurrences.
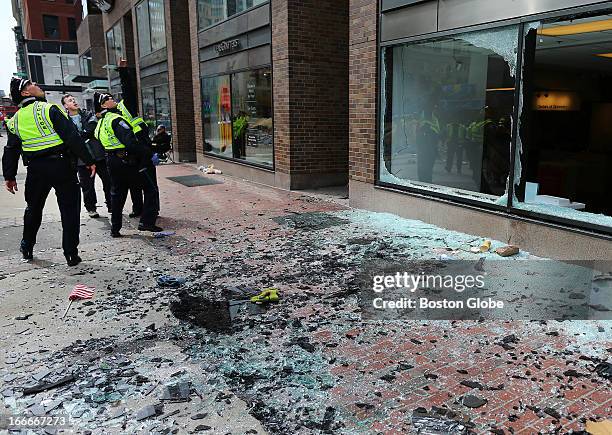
[141,83,172,134]
[200,65,275,171]
[135,0,168,58]
[375,0,612,238]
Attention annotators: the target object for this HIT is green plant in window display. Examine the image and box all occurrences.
[232,113,249,159]
[233,114,249,139]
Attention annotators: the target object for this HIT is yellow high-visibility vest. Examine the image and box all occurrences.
[7,102,67,152]
[94,112,127,150]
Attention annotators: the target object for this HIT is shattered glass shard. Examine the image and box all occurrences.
[161,382,191,402]
[412,407,468,434]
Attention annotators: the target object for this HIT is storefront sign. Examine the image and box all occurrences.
[533,91,580,111]
[215,39,241,55]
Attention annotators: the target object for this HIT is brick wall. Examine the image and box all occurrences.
[348,0,378,184]
[271,0,290,174]
[188,0,204,157]
[166,0,196,161]
[271,0,349,186]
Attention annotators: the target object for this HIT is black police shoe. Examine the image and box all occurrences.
[129,211,142,218]
[66,254,82,267]
[20,242,33,260]
[138,224,163,232]
[111,231,123,238]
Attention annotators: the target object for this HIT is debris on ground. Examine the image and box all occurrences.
[157,275,187,288]
[495,245,520,257]
[0,167,609,434]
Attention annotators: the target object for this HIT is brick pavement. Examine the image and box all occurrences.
[0,162,609,434]
[154,164,611,434]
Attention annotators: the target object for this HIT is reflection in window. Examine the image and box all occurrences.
[106,22,124,66]
[515,17,612,227]
[79,51,92,76]
[142,85,172,134]
[198,0,227,29]
[202,75,233,158]
[136,1,151,56]
[231,69,273,166]
[136,0,166,57]
[202,69,273,167]
[149,0,166,52]
[233,0,267,14]
[197,0,267,30]
[380,26,519,203]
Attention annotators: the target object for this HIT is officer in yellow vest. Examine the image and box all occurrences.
[116,99,160,216]
[2,78,96,266]
[116,59,156,219]
[93,92,162,237]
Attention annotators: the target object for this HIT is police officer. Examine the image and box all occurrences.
[2,78,96,266]
[93,92,162,237]
[116,61,161,222]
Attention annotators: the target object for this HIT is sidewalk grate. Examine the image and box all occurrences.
[166,175,223,187]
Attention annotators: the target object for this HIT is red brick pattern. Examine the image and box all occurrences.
[272,0,349,177]
[349,0,378,184]
[188,0,204,158]
[166,0,196,160]
[271,0,290,173]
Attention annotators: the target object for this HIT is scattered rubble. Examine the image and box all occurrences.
[0,180,610,434]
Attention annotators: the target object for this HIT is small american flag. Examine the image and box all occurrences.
[69,284,95,301]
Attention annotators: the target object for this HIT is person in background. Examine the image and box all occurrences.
[62,94,112,218]
[0,111,4,137]
[152,125,171,160]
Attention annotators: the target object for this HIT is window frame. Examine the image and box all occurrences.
[42,14,60,39]
[105,21,124,67]
[200,66,275,170]
[67,17,77,40]
[141,83,172,135]
[197,0,269,32]
[135,0,167,58]
[375,6,612,237]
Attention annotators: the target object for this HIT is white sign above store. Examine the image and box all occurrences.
[215,39,241,55]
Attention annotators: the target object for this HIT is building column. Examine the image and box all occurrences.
[166,0,196,162]
[271,0,350,190]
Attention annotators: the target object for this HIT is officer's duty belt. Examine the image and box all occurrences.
[106,150,127,158]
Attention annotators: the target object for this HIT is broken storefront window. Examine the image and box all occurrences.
[379,25,520,204]
[512,17,612,228]
[379,17,612,230]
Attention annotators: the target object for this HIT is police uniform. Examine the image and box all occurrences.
[93,92,161,236]
[2,78,95,266]
[117,100,160,219]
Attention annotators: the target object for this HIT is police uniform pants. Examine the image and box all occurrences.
[77,159,112,213]
[23,156,81,257]
[139,165,160,226]
[129,185,143,215]
[107,154,142,233]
